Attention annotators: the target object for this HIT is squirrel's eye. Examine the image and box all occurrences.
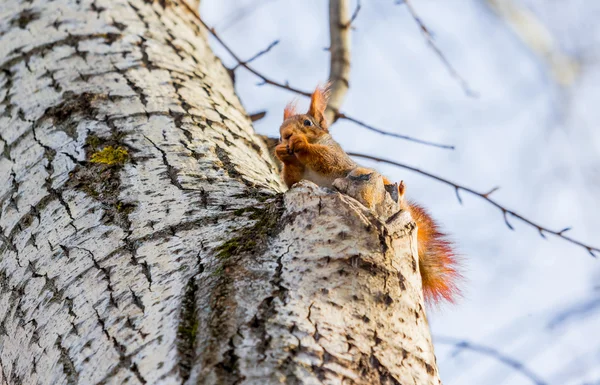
[303,119,312,127]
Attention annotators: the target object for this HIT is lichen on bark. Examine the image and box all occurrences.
[90,146,129,166]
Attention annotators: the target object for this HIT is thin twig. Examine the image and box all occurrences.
[434,335,548,385]
[348,152,600,257]
[398,0,478,97]
[346,0,362,28]
[337,112,455,149]
[232,40,279,71]
[184,8,455,150]
[249,111,267,122]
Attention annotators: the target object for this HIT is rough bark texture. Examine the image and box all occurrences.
[193,181,441,384]
[0,0,440,384]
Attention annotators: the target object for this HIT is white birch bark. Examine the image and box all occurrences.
[0,0,441,384]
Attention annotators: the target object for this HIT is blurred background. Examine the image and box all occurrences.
[201,1,600,384]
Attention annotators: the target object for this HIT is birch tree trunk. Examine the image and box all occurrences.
[0,0,441,384]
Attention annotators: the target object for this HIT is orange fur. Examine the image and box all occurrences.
[294,143,350,176]
[284,100,297,120]
[308,83,331,129]
[403,201,461,305]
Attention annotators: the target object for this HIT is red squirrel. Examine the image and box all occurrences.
[274,84,461,305]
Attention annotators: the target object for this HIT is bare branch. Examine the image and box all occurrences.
[454,186,462,204]
[397,0,478,97]
[232,40,280,71]
[347,152,600,257]
[186,10,455,150]
[327,0,353,123]
[346,0,362,28]
[435,335,548,385]
[336,112,455,149]
[483,186,500,197]
[548,296,600,329]
[503,210,514,231]
[558,227,572,235]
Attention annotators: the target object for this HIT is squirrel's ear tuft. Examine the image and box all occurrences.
[283,100,297,120]
[308,83,331,129]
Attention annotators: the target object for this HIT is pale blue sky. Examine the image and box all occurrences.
[202,1,600,384]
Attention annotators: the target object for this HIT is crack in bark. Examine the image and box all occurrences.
[64,296,80,336]
[95,308,151,385]
[143,135,188,190]
[0,225,17,253]
[139,261,152,291]
[27,261,67,306]
[130,362,147,384]
[94,308,111,340]
[31,124,80,235]
[73,246,119,308]
[95,338,158,385]
[56,335,80,385]
[129,287,145,313]
[124,73,149,108]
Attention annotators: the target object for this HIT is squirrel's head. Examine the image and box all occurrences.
[279,84,331,143]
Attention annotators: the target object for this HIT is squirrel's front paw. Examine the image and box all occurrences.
[275,143,295,161]
[288,134,308,154]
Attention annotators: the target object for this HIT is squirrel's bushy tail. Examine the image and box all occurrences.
[404,201,462,305]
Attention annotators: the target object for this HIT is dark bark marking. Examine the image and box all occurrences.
[214,195,284,260]
[176,277,199,382]
[27,261,67,305]
[124,73,148,108]
[95,338,158,385]
[129,287,145,312]
[140,261,152,291]
[56,336,79,385]
[214,146,242,179]
[130,362,147,384]
[40,92,105,138]
[369,354,402,385]
[10,9,40,29]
